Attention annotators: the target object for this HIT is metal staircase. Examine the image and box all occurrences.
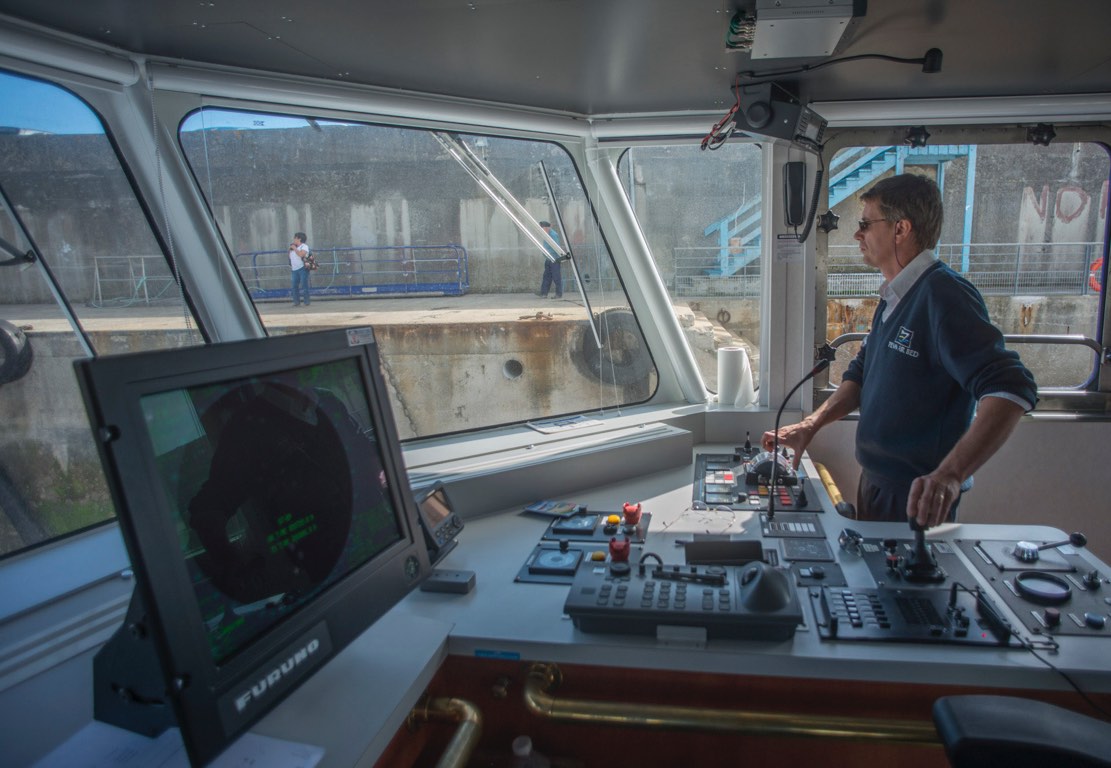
[701,201,762,277]
[700,145,974,277]
[828,145,973,208]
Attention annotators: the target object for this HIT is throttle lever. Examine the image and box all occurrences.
[1012,532,1086,563]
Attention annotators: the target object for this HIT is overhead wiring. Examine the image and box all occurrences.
[736,49,944,86]
[724,10,756,52]
[701,75,742,151]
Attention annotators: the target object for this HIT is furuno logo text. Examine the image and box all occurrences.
[234,638,321,713]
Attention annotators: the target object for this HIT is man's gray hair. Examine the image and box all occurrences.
[861,174,943,250]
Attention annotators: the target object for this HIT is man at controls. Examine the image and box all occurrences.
[764,174,1037,529]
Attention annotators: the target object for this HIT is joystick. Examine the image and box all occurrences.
[903,519,946,584]
[733,435,755,463]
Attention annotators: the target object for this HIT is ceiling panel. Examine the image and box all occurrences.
[0,0,1109,116]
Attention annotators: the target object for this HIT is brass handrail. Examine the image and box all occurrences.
[409,696,483,768]
[813,462,845,507]
[523,663,938,745]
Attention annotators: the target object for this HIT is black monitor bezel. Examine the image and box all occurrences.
[76,327,430,766]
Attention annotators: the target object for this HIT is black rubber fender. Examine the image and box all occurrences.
[0,320,32,385]
[575,308,653,386]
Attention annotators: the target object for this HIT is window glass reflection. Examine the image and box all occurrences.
[618,143,764,394]
[180,109,657,437]
[0,70,202,557]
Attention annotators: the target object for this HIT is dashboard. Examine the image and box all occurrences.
[35,443,1111,766]
[392,444,1111,692]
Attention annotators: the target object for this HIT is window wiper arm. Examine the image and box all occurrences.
[536,160,601,350]
[0,234,35,267]
[432,131,601,348]
[431,132,566,263]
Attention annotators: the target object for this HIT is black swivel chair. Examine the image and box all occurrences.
[933,695,1111,767]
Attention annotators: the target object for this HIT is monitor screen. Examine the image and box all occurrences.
[419,487,453,529]
[415,482,464,563]
[77,327,430,767]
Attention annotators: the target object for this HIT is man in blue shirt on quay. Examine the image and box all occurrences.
[765,173,1037,529]
[536,220,564,299]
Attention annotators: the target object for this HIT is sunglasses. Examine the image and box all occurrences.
[856,218,889,231]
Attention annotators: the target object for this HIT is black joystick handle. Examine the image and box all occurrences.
[904,517,945,583]
[1041,532,1087,551]
[909,519,934,566]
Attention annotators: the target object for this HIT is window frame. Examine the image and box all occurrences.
[171,101,684,440]
[614,138,769,398]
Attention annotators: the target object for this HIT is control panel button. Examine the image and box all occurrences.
[1083,612,1106,630]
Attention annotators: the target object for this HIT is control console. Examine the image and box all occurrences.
[564,560,803,641]
[956,536,1110,637]
[694,449,821,512]
[808,584,1024,648]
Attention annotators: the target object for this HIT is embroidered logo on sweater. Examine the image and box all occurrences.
[888,326,920,358]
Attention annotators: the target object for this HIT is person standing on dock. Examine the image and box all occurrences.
[289,231,312,306]
[535,221,564,299]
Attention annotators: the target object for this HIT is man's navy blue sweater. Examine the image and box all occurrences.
[843,261,1037,490]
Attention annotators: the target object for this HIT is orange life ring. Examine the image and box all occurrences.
[1090,257,1104,292]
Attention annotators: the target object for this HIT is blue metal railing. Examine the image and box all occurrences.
[235,243,469,300]
[672,247,762,298]
[827,242,1103,297]
[668,241,1103,300]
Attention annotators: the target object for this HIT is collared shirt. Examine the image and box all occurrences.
[878,248,1033,412]
[879,248,937,322]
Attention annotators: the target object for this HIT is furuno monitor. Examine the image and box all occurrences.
[75,327,431,767]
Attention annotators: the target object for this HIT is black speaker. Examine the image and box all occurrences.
[734,83,826,147]
[739,83,774,129]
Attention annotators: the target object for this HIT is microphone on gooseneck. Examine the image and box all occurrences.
[768,347,835,520]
